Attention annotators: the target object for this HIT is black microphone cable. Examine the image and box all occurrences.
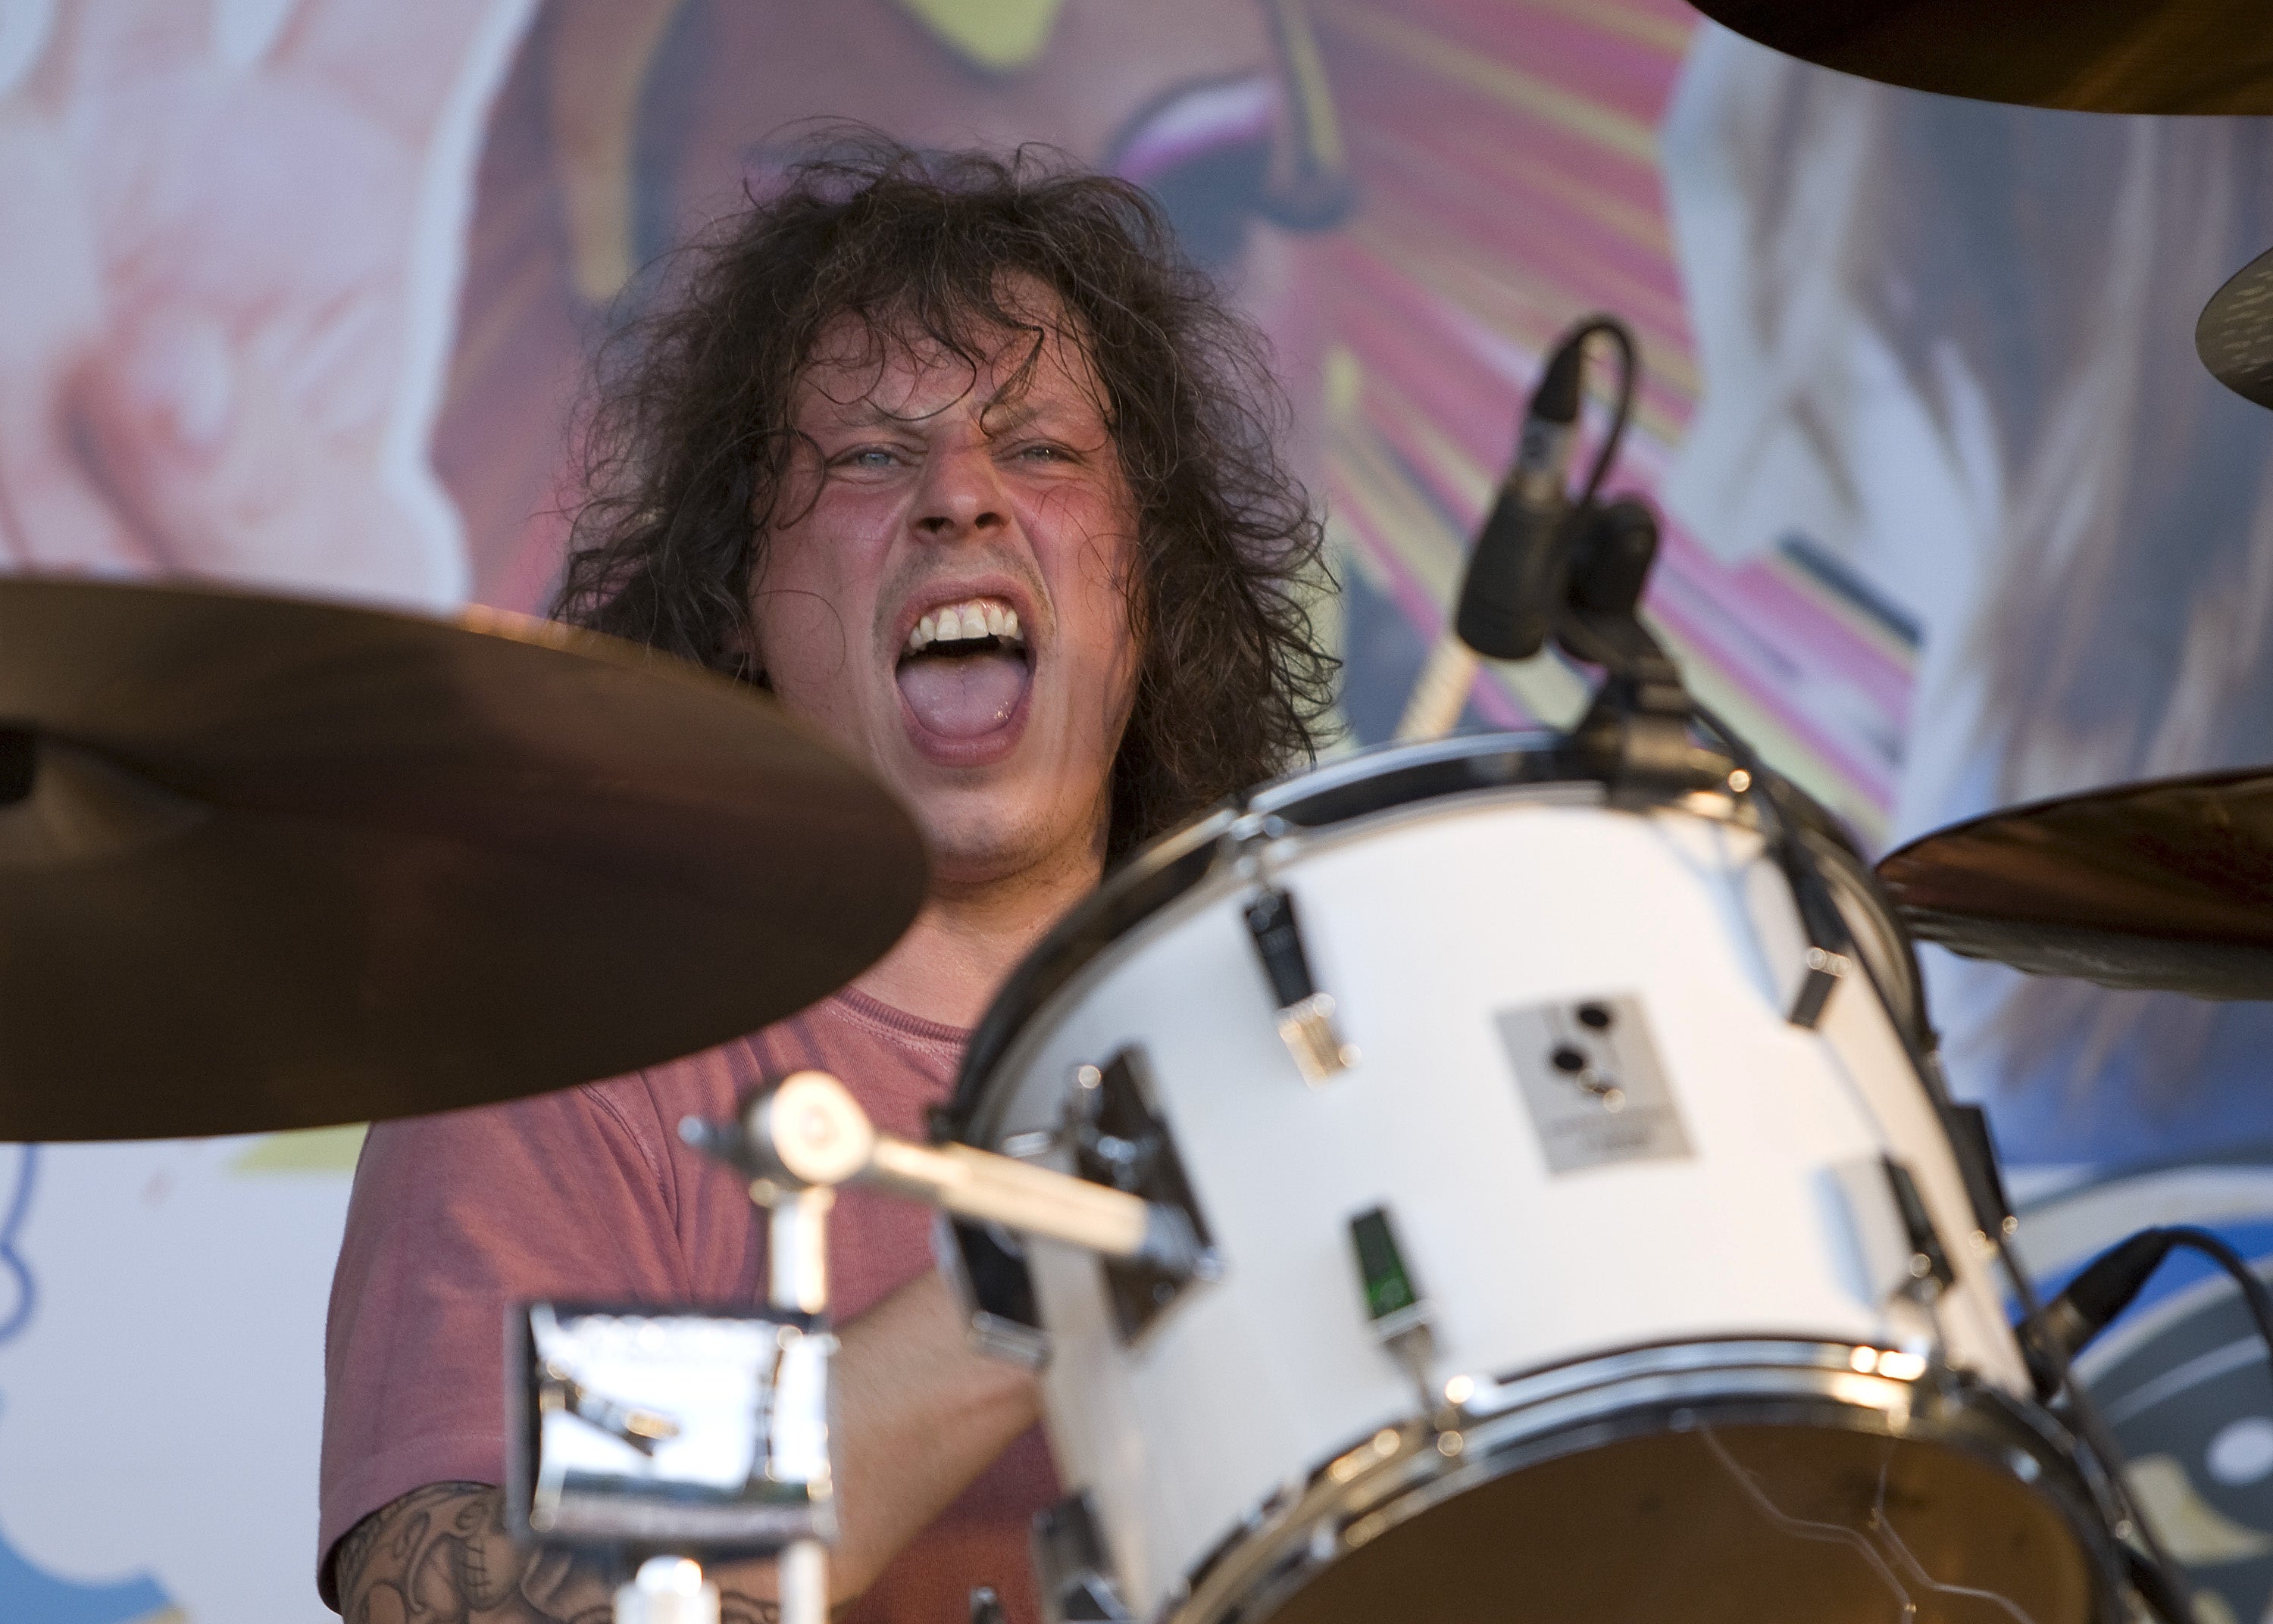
[2045,1224,2273,1373]
[1563,315,1637,514]
[1996,1219,2199,1624]
[2034,1223,2273,1622]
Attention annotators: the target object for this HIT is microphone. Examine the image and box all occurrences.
[1394,329,1588,740]
[2040,1225,2273,1369]
[1455,334,1585,659]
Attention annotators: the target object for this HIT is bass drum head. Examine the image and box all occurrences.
[1258,1423,2098,1624]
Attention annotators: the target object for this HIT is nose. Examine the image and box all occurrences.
[912,439,1009,542]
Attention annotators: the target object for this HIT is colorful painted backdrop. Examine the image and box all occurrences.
[8,2,2273,1618]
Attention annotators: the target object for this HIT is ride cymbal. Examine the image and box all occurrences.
[1691,0,2273,115]
[1876,770,2273,999]
[0,577,927,1141]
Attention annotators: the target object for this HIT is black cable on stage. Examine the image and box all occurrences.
[2166,1226,2273,1358]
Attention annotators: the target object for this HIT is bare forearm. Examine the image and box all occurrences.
[334,1271,1038,1618]
[828,1268,1041,1593]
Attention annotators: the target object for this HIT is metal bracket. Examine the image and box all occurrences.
[1825,1154,1956,1314]
[1943,1099,2018,1248]
[1069,1050,1218,1342]
[934,1216,1049,1369]
[1032,1491,1134,1622]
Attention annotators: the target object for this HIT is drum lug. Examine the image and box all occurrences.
[1240,884,1358,1082]
[1031,1491,1134,1623]
[1827,1154,1957,1312]
[1349,1205,1442,1413]
[1776,847,1855,1029]
[1787,943,1852,1029]
[1883,1156,1957,1301]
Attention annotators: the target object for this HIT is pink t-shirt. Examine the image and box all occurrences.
[319,988,1057,1621]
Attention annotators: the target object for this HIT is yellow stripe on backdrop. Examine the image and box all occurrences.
[893,0,1068,71]
[1318,0,1662,166]
[229,1123,367,1176]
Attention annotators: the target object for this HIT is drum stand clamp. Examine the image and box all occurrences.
[689,1070,1212,1279]
[503,1295,836,1624]
[1546,498,1862,1033]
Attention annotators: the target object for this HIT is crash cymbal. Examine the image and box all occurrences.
[2199,245,2273,410]
[1876,769,2273,999]
[0,577,926,1141]
[1692,1,2273,115]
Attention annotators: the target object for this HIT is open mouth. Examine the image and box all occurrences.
[894,595,1034,743]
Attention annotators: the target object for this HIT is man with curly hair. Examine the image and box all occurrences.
[318,142,1337,1623]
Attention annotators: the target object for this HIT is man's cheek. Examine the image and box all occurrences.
[754,592,858,689]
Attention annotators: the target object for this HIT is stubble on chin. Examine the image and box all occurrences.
[915,778,1111,901]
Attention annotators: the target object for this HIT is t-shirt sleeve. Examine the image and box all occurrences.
[315,1079,686,1606]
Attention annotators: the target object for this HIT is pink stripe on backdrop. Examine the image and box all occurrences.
[1349,136,1692,337]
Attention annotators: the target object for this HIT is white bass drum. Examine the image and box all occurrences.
[943,734,2125,1624]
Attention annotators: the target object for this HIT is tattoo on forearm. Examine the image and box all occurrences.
[333,1482,782,1624]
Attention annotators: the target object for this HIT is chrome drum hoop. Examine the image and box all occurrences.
[1168,1340,2128,1624]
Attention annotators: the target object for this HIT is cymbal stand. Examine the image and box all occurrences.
[761,1180,833,1624]
[615,1556,722,1624]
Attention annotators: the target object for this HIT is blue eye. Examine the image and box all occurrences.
[843,447,899,469]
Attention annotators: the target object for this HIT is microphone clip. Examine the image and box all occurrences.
[1555,496,1700,803]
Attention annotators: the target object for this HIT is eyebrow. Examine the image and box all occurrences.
[981,376,1108,433]
[977,396,1050,434]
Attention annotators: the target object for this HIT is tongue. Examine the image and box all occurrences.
[897,651,1028,739]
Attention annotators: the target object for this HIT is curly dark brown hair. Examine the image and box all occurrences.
[552,136,1338,860]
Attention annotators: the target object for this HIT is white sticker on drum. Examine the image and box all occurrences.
[1495,995,1693,1173]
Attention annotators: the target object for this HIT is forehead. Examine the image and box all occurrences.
[792,283,1108,426]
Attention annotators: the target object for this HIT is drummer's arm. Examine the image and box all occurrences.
[331,1271,1037,1619]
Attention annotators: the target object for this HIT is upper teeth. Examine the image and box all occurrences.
[906,598,1022,653]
